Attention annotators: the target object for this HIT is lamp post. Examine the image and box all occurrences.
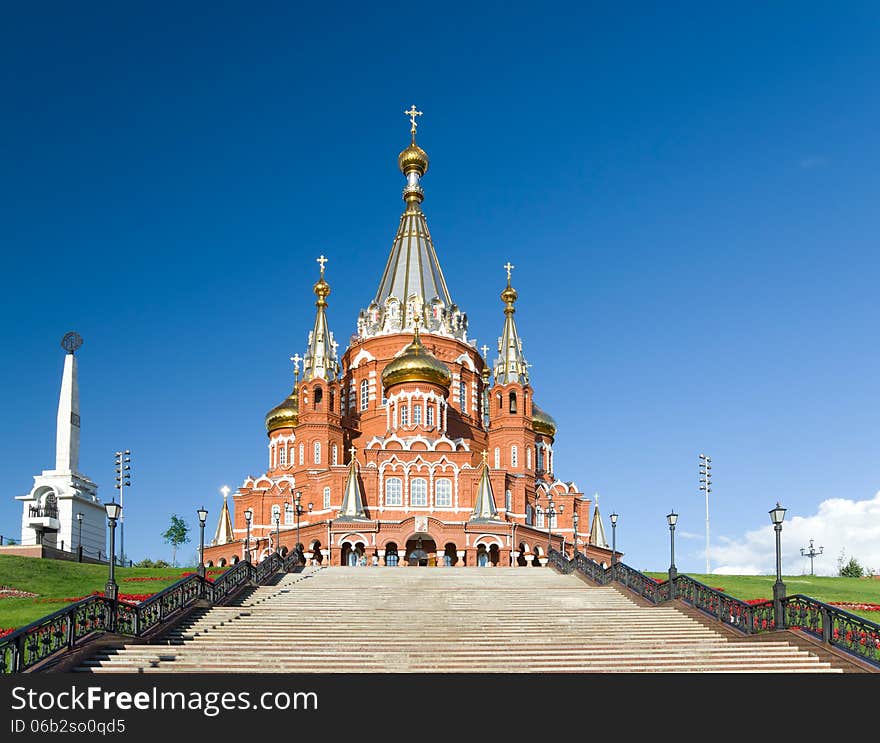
[114,450,131,567]
[609,512,618,579]
[76,513,83,562]
[572,511,579,558]
[667,510,678,597]
[244,508,253,563]
[274,513,281,556]
[294,492,302,552]
[104,502,121,613]
[197,506,208,578]
[545,498,563,554]
[699,453,711,574]
[800,538,823,576]
[770,503,787,628]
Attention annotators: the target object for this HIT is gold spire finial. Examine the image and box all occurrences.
[220,485,231,500]
[482,449,489,464]
[313,255,331,305]
[290,353,302,378]
[504,262,515,284]
[500,263,518,311]
[480,344,489,359]
[349,445,357,460]
[405,105,423,141]
[317,254,328,277]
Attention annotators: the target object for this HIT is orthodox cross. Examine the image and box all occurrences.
[220,485,231,500]
[482,450,489,464]
[404,105,423,136]
[349,445,358,462]
[290,353,302,377]
[316,254,328,275]
[504,262,515,282]
[480,344,489,359]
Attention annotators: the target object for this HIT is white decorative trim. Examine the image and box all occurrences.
[350,349,376,369]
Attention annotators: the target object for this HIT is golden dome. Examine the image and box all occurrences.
[532,404,557,437]
[265,391,298,434]
[501,284,518,307]
[398,141,429,177]
[382,329,451,389]
[313,275,330,302]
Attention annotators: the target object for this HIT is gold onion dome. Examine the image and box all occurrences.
[265,391,299,434]
[532,404,557,437]
[382,328,451,389]
[398,141,429,177]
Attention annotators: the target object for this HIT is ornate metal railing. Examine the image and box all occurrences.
[783,594,880,667]
[548,549,880,669]
[0,554,291,674]
[28,505,59,519]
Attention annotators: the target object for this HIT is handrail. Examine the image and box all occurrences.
[548,549,880,668]
[0,554,292,674]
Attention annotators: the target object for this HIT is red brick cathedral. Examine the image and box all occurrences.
[204,111,614,570]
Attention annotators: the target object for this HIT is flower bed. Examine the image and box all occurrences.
[829,602,880,612]
[0,627,15,638]
[35,591,157,605]
[0,587,38,600]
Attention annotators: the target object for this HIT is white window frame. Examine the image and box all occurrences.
[278,446,286,466]
[411,477,427,507]
[426,404,434,427]
[360,379,369,411]
[435,478,452,507]
[323,486,331,510]
[494,447,500,469]
[332,444,338,466]
[511,445,518,468]
[314,441,321,464]
[400,405,409,426]
[413,404,422,425]
[386,477,403,506]
[298,443,304,465]
[284,503,293,525]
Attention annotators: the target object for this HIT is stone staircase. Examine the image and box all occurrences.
[74,567,840,673]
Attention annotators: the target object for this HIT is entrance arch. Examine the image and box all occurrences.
[404,534,437,566]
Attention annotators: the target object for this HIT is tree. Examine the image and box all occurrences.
[162,515,191,567]
[839,557,865,578]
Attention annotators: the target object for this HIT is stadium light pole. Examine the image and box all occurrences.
[699,453,711,574]
[114,450,131,566]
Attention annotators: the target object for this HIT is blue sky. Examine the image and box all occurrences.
[1,3,878,574]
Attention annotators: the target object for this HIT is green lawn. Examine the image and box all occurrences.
[0,555,200,630]
[645,571,880,622]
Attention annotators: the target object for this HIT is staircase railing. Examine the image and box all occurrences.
[0,552,289,674]
[550,549,880,669]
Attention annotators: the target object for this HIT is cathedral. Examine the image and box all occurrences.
[204,109,614,569]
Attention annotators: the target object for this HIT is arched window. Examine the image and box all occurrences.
[497,393,503,411]
[526,504,534,526]
[505,489,512,511]
[314,386,323,408]
[435,478,452,507]
[314,441,321,464]
[279,446,287,466]
[284,503,293,525]
[536,506,545,528]
[400,404,409,426]
[385,477,403,506]
[459,381,467,412]
[360,379,369,411]
[511,445,518,468]
[329,390,335,411]
[298,443,304,465]
[527,447,532,470]
[536,445,543,471]
[413,404,422,425]
[411,478,427,507]
[271,504,281,523]
[323,486,331,510]
[494,447,500,469]
[509,391,517,414]
[426,404,434,427]
[550,508,558,529]
[332,444,338,466]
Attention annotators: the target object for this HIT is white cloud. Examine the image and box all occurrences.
[710,491,880,576]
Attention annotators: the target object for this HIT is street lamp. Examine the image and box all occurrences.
[699,453,711,574]
[572,510,579,557]
[274,512,281,556]
[545,498,563,554]
[800,538,823,576]
[294,492,303,552]
[76,513,83,562]
[244,508,253,563]
[114,450,131,566]
[667,510,678,597]
[609,512,619,579]
[104,501,122,610]
[770,502,787,628]
[197,506,209,578]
